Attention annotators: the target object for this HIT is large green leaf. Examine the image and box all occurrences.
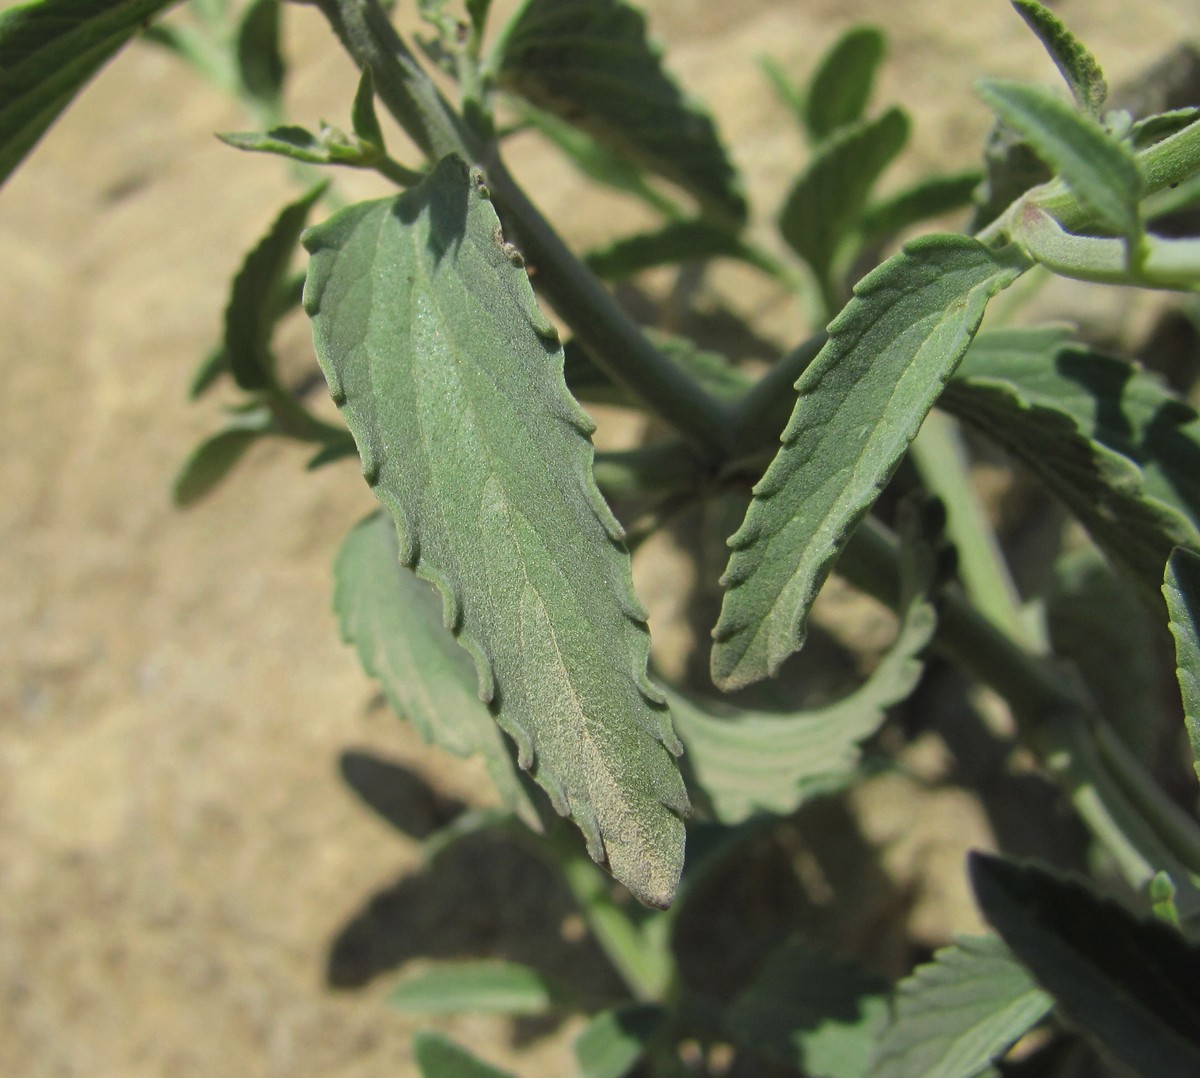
[1010,0,1107,117]
[333,511,540,828]
[494,0,745,225]
[802,24,885,143]
[388,960,567,1015]
[871,935,1052,1078]
[712,235,1023,690]
[303,156,689,907]
[413,1032,515,1078]
[969,853,1200,1076]
[0,0,182,186]
[1165,547,1200,784]
[942,327,1200,588]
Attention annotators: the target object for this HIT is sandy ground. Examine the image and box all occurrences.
[1,1,1196,1074]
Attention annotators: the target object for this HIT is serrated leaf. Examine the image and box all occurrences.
[942,327,1200,588]
[1165,547,1200,784]
[976,80,1142,240]
[586,219,760,280]
[413,1032,515,1078]
[803,25,885,143]
[969,852,1200,1076]
[235,0,284,110]
[723,937,888,1076]
[225,182,327,391]
[388,960,567,1015]
[495,0,745,225]
[870,935,1053,1078]
[780,107,909,296]
[1011,0,1107,117]
[350,65,385,148]
[574,1002,664,1078]
[674,547,936,823]
[711,236,1024,690]
[0,0,182,187]
[171,410,273,507]
[333,511,540,828]
[860,170,982,245]
[303,156,689,907]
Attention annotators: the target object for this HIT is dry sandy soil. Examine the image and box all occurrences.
[1,1,1196,1074]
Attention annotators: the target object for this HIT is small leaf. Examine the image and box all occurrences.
[0,0,182,186]
[219,126,356,165]
[1165,547,1200,784]
[188,344,229,399]
[235,0,285,110]
[803,25,886,142]
[712,236,1024,690]
[1010,0,1107,116]
[1132,108,1200,150]
[942,327,1200,589]
[759,55,805,126]
[388,960,567,1015]
[171,411,273,507]
[303,157,689,907]
[333,512,540,828]
[466,0,492,35]
[574,1003,665,1078]
[860,169,982,245]
[723,937,888,1076]
[586,219,761,280]
[780,107,909,295]
[870,935,1053,1078]
[976,79,1143,240]
[969,852,1200,1077]
[495,0,745,224]
[225,181,327,391]
[413,1032,515,1078]
[351,65,385,148]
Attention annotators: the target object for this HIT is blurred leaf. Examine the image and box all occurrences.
[943,327,1200,589]
[870,935,1052,1078]
[235,0,284,111]
[304,158,689,908]
[1165,547,1200,784]
[723,938,888,1076]
[333,512,541,828]
[0,0,182,187]
[971,125,1052,232]
[171,410,273,507]
[969,852,1200,1076]
[188,343,229,399]
[976,80,1142,240]
[466,0,491,35]
[586,219,762,280]
[803,25,885,142]
[218,125,365,165]
[780,107,909,297]
[388,960,568,1015]
[413,1032,515,1078]
[574,1003,665,1078]
[760,54,805,125]
[1011,0,1107,116]
[225,181,327,391]
[860,169,982,245]
[712,236,1023,690]
[1132,108,1200,149]
[351,65,385,147]
[495,0,746,225]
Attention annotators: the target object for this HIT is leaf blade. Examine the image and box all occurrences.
[388,960,567,1015]
[1165,547,1200,784]
[803,24,885,142]
[413,1032,515,1078]
[574,1003,665,1078]
[1010,0,1107,116]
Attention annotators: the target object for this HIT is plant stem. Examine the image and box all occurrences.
[727,331,826,459]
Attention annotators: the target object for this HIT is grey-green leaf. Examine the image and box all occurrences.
[171,410,273,507]
[218,126,362,165]
[333,512,540,828]
[803,24,885,142]
[303,156,689,907]
[0,0,182,187]
[870,935,1053,1078]
[495,0,745,225]
[1165,547,1200,784]
[969,852,1200,1077]
[413,1032,515,1078]
[780,107,909,297]
[976,79,1142,240]
[574,1003,665,1078]
[388,960,567,1015]
[1010,0,1107,117]
[586,219,762,280]
[860,169,983,246]
[712,235,1024,690]
[351,65,385,148]
[235,0,284,111]
[942,327,1200,589]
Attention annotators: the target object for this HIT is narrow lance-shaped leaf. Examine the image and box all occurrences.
[235,0,285,114]
[1165,547,1200,784]
[171,408,274,507]
[969,852,1200,1077]
[303,156,689,907]
[803,24,885,142]
[860,169,983,246]
[333,512,541,829]
[0,0,182,186]
[494,0,746,225]
[712,235,1024,690]
[586,219,764,281]
[870,935,1053,1078]
[1010,0,1107,117]
[388,960,567,1015]
[351,65,386,148]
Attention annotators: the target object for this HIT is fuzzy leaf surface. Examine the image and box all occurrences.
[333,512,539,828]
[0,0,182,185]
[413,1032,514,1078]
[495,0,745,224]
[871,935,1052,1078]
[303,156,688,907]
[803,25,885,142]
[942,327,1200,588]
[388,960,566,1015]
[712,236,1023,689]
[574,1003,664,1078]
[1011,0,1107,116]
[1165,547,1200,784]
[969,853,1200,1076]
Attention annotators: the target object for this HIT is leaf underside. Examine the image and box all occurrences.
[712,235,1023,690]
[1164,547,1200,784]
[303,156,688,908]
[1010,0,1107,116]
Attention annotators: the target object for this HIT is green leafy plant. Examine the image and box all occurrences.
[6,0,1200,1073]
